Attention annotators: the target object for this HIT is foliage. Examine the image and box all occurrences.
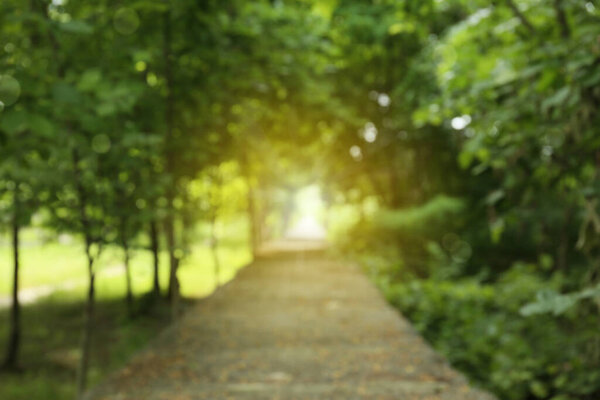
[329,2,600,398]
[381,269,600,400]
[375,195,464,234]
[0,218,250,400]
[2,0,600,398]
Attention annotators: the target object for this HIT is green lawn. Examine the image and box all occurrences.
[0,217,251,400]
[0,219,250,298]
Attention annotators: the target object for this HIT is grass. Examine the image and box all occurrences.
[0,297,176,400]
[0,217,251,400]
[0,218,251,298]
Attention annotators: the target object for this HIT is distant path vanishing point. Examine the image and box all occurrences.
[85,240,495,400]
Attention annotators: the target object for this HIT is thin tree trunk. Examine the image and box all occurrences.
[163,4,179,317]
[363,166,383,205]
[3,198,21,371]
[72,148,98,399]
[210,214,221,289]
[246,179,259,258]
[388,163,402,208]
[150,221,161,297]
[505,0,536,34]
[76,251,95,398]
[123,241,133,316]
[556,208,572,271]
[553,0,570,39]
[240,154,259,258]
[119,217,134,315]
[165,218,179,309]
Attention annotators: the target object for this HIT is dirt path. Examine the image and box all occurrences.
[85,241,495,400]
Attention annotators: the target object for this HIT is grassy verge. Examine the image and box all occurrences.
[0,296,177,399]
[0,218,251,400]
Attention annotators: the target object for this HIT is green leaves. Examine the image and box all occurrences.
[129,0,169,13]
[485,189,505,206]
[58,20,93,35]
[78,69,102,92]
[0,110,29,135]
[520,286,600,317]
[28,114,56,137]
[0,111,54,139]
[375,195,465,233]
[95,81,144,116]
[53,82,82,105]
[489,218,504,244]
[541,86,571,112]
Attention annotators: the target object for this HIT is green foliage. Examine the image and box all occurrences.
[375,195,464,234]
[2,0,600,398]
[0,219,250,400]
[520,285,600,317]
[332,4,600,398]
[382,271,600,400]
[337,196,469,279]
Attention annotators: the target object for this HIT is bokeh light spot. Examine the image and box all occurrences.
[92,134,111,154]
[135,61,147,72]
[377,93,390,107]
[451,115,471,130]
[0,75,21,106]
[114,8,140,35]
[363,122,378,143]
[350,145,363,161]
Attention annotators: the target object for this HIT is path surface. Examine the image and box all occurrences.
[86,241,495,400]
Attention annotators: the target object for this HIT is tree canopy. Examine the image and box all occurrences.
[2,1,600,399]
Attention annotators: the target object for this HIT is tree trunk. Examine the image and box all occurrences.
[76,252,96,398]
[123,241,133,316]
[388,164,403,208]
[3,201,21,371]
[210,214,221,289]
[165,218,179,307]
[246,179,259,258]
[168,243,180,321]
[553,0,570,39]
[163,4,179,317]
[556,208,572,271]
[72,147,97,398]
[150,221,161,297]
[505,0,536,34]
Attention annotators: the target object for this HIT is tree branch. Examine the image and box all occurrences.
[553,0,571,39]
[506,0,536,34]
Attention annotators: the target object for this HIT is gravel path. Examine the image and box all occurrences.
[85,241,495,400]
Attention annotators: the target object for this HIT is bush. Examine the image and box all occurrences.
[380,267,600,400]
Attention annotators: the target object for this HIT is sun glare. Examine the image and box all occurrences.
[285,185,327,240]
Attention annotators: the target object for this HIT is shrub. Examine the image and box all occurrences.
[381,268,600,400]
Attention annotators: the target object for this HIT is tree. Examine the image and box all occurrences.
[0,0,57,370]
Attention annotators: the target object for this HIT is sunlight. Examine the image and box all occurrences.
[285,185,327,240]
[286,214,327,240]
[451,114,471,130]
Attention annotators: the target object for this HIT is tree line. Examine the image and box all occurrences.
[0,0,336,397]
[3,1,600,399]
